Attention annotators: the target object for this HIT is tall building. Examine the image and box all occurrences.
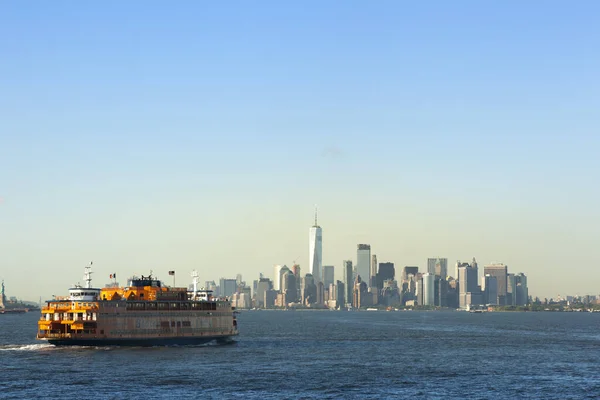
[219,278,237,298]
[309,208,323,283]
[515,273,528,306]
[377,262,395,290]
[427,258,448,278]
[357,244,371,283]
[482,274,498,305]
[336,280,345,308]
[423,273,435,306]
[343,260,353,306]
[283,271,297,304]
[506,273,516,306]
[273,265,283,291]
[255,278,272,308]
[323,265,335,287]
[371,254,378,288]
[458,261,479,308]
[402,266,419,282]
[484,263,508,305]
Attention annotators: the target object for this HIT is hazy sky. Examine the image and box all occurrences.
[1,1,599,301]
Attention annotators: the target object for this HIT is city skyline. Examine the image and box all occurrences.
[1,2,599,300]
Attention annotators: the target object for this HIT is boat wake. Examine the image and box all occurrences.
[0,343,56,352]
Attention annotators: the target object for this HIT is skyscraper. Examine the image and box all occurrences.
[427,258,448,278]
[377,262,395,290]
[343,260,353,306]
[323,265,334,287]
[484,263,508,305]
[515,273,528,306]
[309,208,322,283]
[507,273,516,306]
[273,265,283,291]
[357,244,371,283]
[458,261,479,308]
[482,274,498,305]
[423,273,435,306]
[371,254,378,288]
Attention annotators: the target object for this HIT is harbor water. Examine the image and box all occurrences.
[1,310,599,399]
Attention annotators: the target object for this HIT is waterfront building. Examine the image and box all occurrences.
[416,278,424,305]
[357,244,371,287]
[317,281,325,306]
[343,260,353,306]
[301,273,317,305]
[507,273,517,306]
[484,263,508,305]
[336,280,345,307]
[436,277,448,307]
[282,271,297,304]
[423,273,435,306]
[377,262,395,290]
[482,274,498,305]
[264,289,277,308]
[309,209,323,284]
[255,277,272,308]
[352,275,368,308]
[458,259,479,308]
[323,265,335,287]
[515,273,528,306]
[380,279,401,307]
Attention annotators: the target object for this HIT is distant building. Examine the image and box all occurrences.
[336,280,345,308]
[428,258,448,278]
[377,262,395,290]
[506,273,517,306]
[301,274,317,305]
[273,265,283,291]
[423,273,435,306]
[357,245,371,287]
[435,277,448,307]
[323,265,335,288]
[458,258,479,308]
[219,278,237,298]
[309,209,323,284]
[343,260,353,306]
[515,273,528,306]
[264,289,277,308]
[371,254,378,288]
[352,275,368,308]
[402,266,419,282]
[484,263,508,305]
[255,278,272,308]
[282,271,297,304]
[482,274,498,305]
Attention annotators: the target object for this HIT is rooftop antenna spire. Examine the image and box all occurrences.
[314,204,318,226]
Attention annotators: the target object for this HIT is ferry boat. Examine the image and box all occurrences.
[36,266,238,346]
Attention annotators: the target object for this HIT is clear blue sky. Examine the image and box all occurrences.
[1,1,599,300]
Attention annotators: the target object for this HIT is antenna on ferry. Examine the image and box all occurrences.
[191,270,199,300]
[84,261,93,289]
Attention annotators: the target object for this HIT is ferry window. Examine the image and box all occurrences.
[171,321,175,327]
[177,321,181,327]
[182,321,191,327]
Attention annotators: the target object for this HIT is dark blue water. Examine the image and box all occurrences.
[1,311,599,399]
